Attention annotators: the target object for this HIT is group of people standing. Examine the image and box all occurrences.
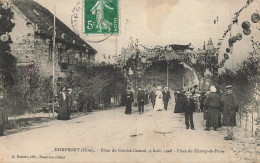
[125,83,239,140]
[125,86,171,114]
[203,85,239,140]
[173,84,239,140]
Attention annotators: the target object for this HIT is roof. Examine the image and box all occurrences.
[10,0,97,53]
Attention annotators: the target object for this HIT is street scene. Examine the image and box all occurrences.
[0,0,260,162]
[0,102,259,163]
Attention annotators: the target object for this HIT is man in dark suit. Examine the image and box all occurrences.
[125,87,134,114]
[184,92,196,130]
[150,88,156,108]
[162,87,171,111]
[137,87,146,114]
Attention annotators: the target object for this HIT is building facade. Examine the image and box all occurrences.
[9,0,96,94]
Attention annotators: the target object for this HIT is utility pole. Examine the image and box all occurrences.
[167,61,169,88]
[52,5,56,118]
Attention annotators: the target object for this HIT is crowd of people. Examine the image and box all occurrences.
[125,86,171,114]
[125,84,239,140]
[0,83,239,141]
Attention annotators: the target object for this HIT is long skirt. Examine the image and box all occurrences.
[154,97,164,111]
[58,101,70,120]
[174,101,183,113]
[125,102,132,114]
[0,125,4,136]
[206,107,220,128]
[203,108,207,120]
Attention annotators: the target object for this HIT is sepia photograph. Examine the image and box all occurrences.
[0,0,260,162]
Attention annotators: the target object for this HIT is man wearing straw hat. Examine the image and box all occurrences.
[221,85,239,140]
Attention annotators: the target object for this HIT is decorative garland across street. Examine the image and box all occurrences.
[217,0,259,68]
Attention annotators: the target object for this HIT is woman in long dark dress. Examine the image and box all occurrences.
[57,87,70,120]
[204,86,221,131]
[174,90,184,113]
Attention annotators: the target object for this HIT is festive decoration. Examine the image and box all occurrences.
[242,21,251,30]
[224,53,229,60]
[61,33,66,39]
[251,13,260,23]
[0,34,9,42]
[216,0,254,50]
[232,36,237,43]
[228,38,233,47]
[226,48,231,53]
[57,43,62,48]
[236,33,243,41]
[45,39,51,45]
[243,29,251,35]
[190,56,197,64]
[2,2,9,10]
[34,39,40,45]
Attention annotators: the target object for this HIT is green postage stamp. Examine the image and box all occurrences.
[84,0,119,35]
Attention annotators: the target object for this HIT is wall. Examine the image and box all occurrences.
[10,7,95,93]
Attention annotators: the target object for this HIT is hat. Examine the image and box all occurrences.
[157,86,162,90]
[127,87,132,90]
[210,86,217,93]
[164,87,168,90]
[67,88,72,91]
[226,85,232,89]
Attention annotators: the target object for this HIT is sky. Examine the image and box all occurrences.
[35,0,260,69]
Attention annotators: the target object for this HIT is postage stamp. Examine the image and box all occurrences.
[84,0,119,35]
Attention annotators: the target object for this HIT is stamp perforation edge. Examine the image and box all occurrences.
[82,0,121,36]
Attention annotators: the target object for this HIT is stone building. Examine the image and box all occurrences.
[9,0,96,94]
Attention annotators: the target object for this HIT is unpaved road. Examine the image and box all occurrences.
[0,101,257,163]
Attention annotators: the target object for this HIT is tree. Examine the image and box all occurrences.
[67,63,126,111]
[0,1,16,88]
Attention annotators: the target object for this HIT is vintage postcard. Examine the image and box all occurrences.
[0,0,260,162]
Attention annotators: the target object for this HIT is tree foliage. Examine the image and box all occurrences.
[0,2,16,88]
[66,64,126,109]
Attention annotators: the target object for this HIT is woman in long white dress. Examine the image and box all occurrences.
[154,86,164,111]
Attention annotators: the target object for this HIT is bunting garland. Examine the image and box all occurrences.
[216,0,259,68]
[216,0,255,50]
